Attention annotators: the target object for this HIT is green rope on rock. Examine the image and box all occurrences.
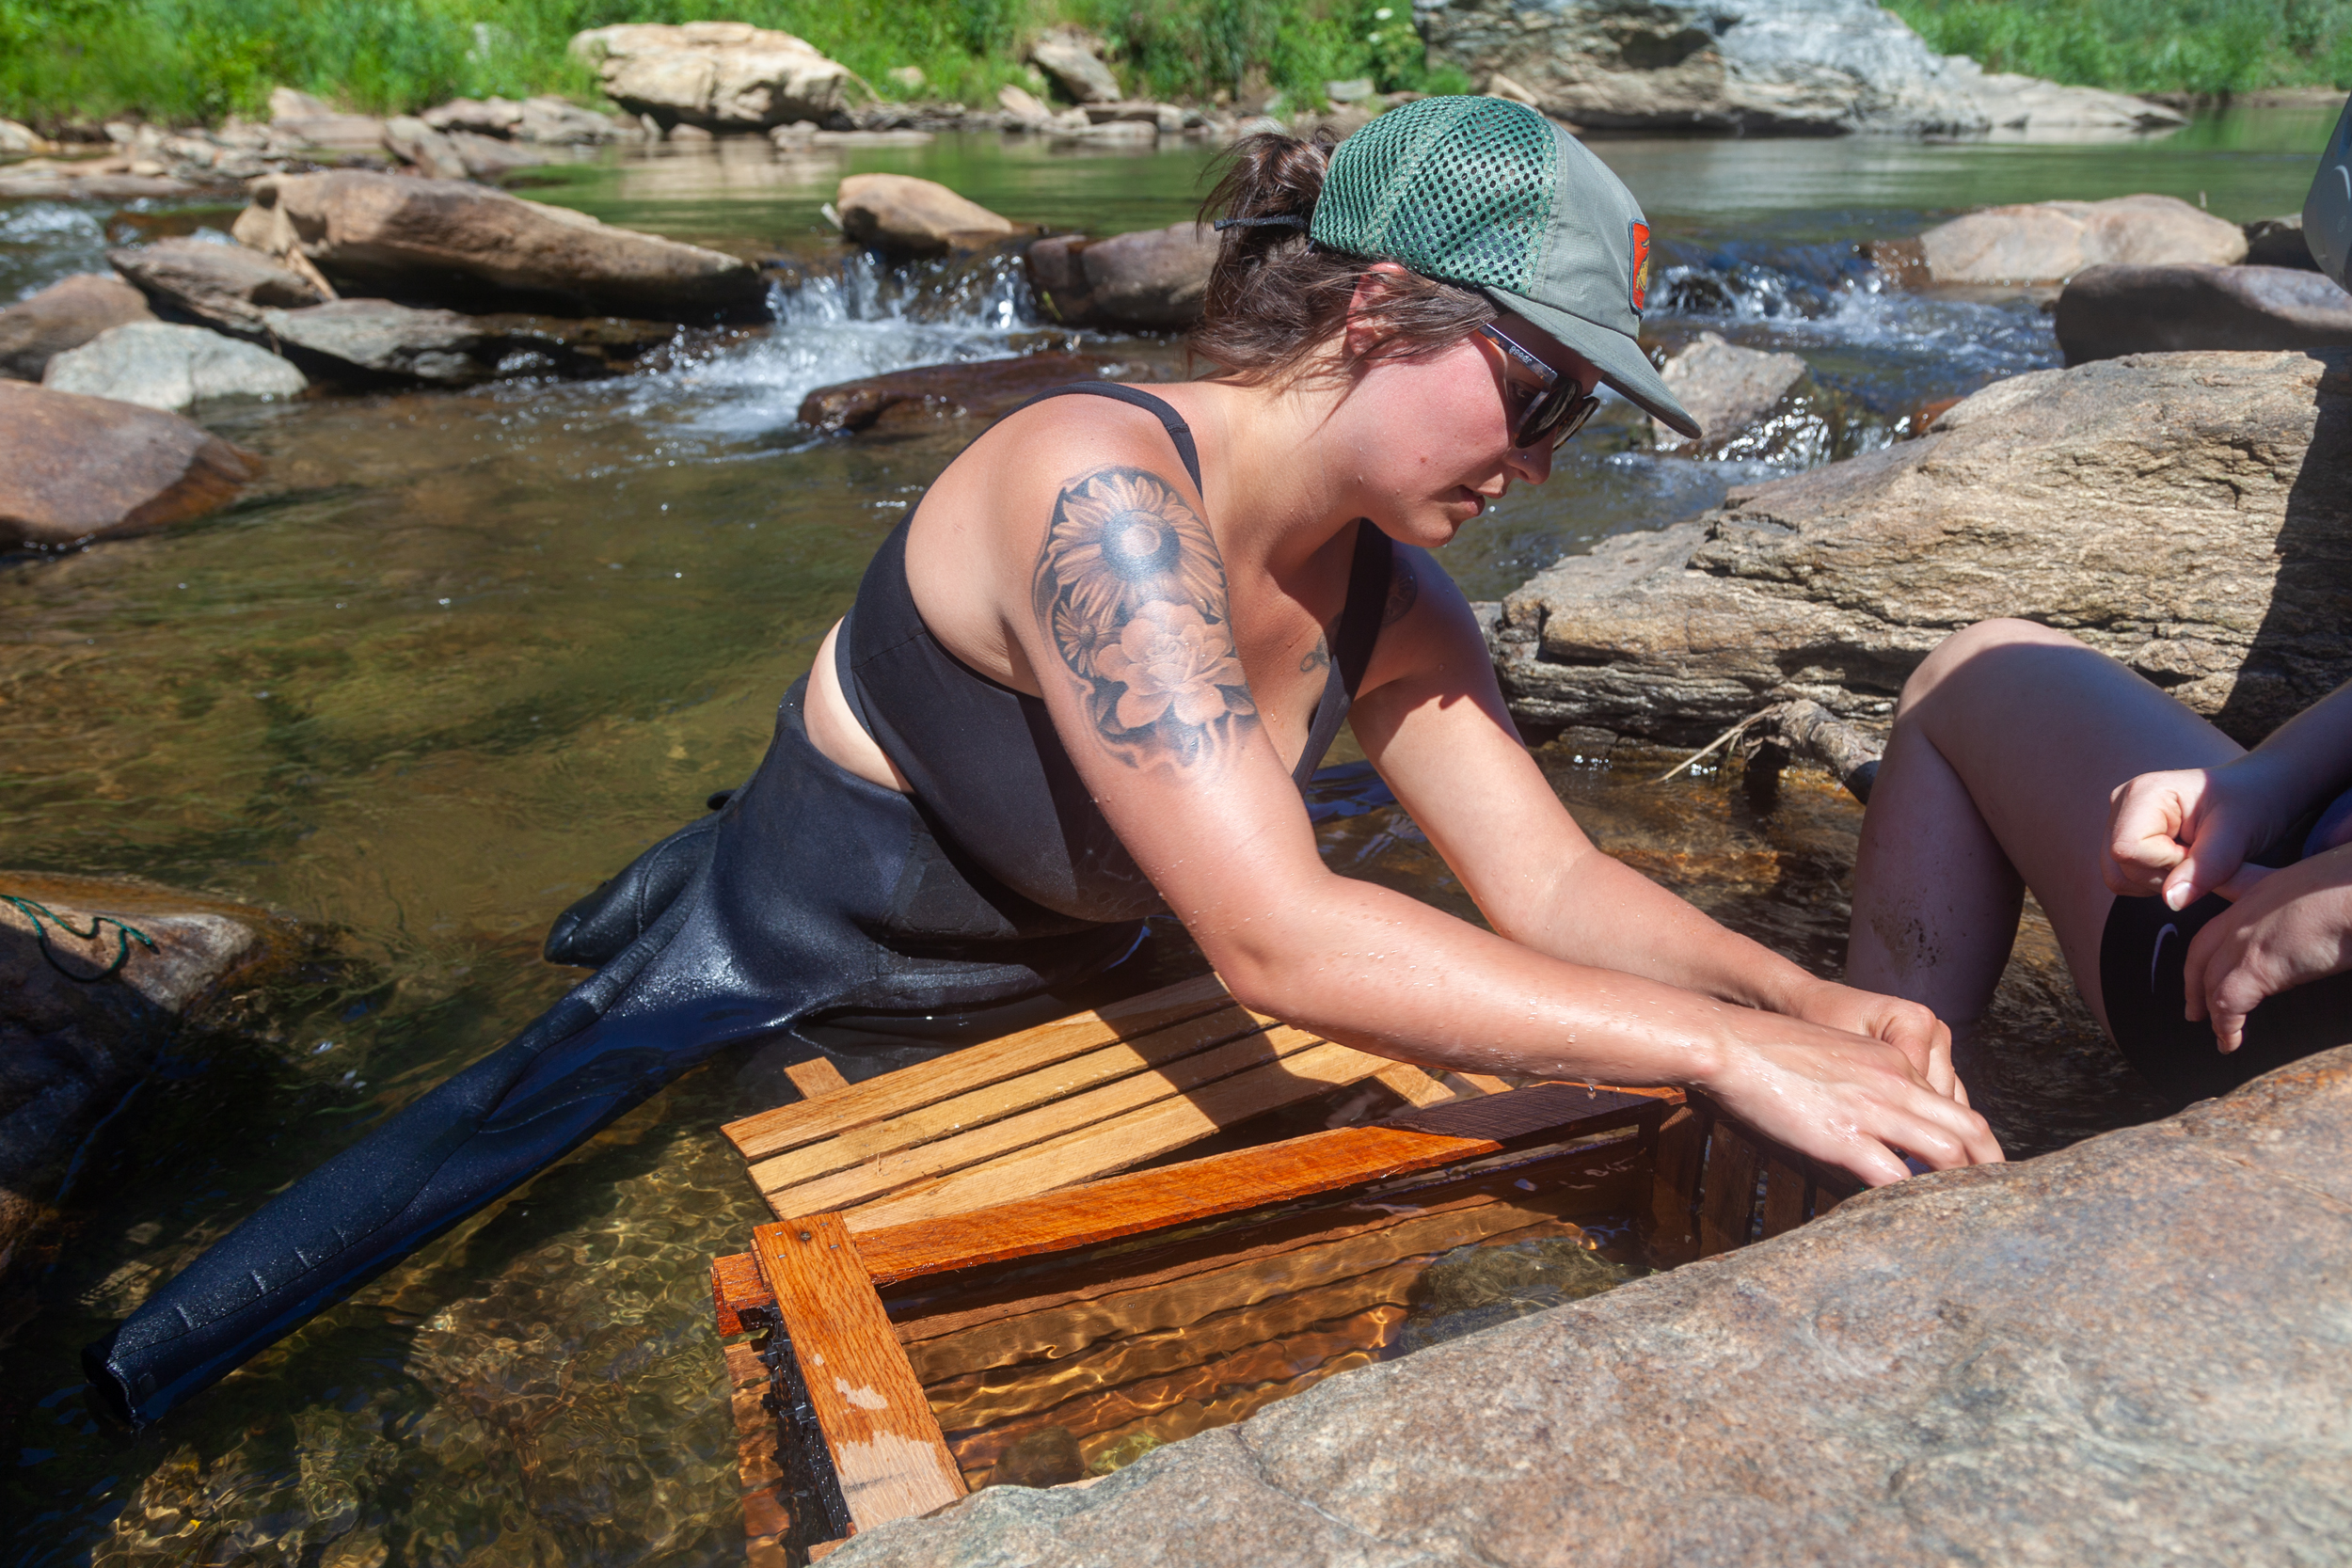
[2,893,158,982]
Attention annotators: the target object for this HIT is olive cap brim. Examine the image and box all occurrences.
[1486,284,1701,439]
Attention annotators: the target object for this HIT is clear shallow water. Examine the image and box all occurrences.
[0,109,2322,1567]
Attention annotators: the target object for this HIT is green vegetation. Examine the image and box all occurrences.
[0,0,1463,128]
[1886,0,2352,96]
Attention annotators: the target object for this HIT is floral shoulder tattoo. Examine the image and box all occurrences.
[1031,466,1259,769]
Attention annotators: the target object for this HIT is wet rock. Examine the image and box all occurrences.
[2244,213,2319,271]
[444,130,555,179]
[382,116,469,182]
[569,22,853,131]
[0,118,53,156]
[1028,223,1218,330]
[230,169,765,321]
[108,236,327,334]
[2056,263,2352,364]
[258,299,672,385]
[0,273,155,381]
[1031,29,1122,104]
[0,168,201,201]
[832,1049,2352,1568]
[1418,0,2182,137]
[1487,350,2352,746]
[42,322,307,410]
[1919,193,2247,284]
[1650,332,1808,452]
[799,352,1134,434]
[0,381,262,548]
[516,95,630,145]
[998,85,1056,129]
[421,97,525,137]
[836,173,1018,257]
[0,873,292,1286]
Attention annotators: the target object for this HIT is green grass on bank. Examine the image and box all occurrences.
[0,0,1464,129]
[1886,0,2352,96]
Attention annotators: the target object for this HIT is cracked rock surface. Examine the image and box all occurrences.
[832,1046,2352,1566]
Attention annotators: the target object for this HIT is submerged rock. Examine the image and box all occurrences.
[1650,332,1809,453]
[260,299,675,384]
[0,382,262,548]
[1417,0,2182,137]
[41,322,306,410]
[1028,224,1218,330]
[0,273,154,381]
[108,236,327,334]
[836,174,1019,257]
[230,170,765,321]
[799,353,1136,434]
[2057,262,2352,362]
[1919,193,2247,284]
[0,873,293,1287]
[569,22,853,131]
[832,1048,2352,1566]
[1488,350,2352,746]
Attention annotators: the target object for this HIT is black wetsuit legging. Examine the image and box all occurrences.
[87,384,1397,1427]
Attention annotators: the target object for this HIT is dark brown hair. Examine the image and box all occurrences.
[1191,129,1495,385]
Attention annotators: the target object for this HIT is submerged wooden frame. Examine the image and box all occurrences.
[708,1064,1862,1559]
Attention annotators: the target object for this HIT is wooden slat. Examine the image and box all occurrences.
[787,1056,850,1100]
[713,1251,768,1337]
[836,1039,1435,1230]
[752,1021,1325,1212]
[725,1339,792,1562]
[1759,1154,1808,1239]
[754,1213,966,1532]
[1371,1060,1454,1108]
[1444,1071,1514,1097]
[835,1086,1665,1287]
[1698,1117,1761,1258]
[723,974,1241,1163]
[1645,1102,1706,1267]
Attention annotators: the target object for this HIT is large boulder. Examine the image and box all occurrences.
[1650,332,1810,453]
[829,1049,2352,1567]
[107,236,327,334]
[1919,194,2248,284]
[0,874,293,1285]
[0,382,262,549]
[2056,262,2352,363]
[1417,0,2182,137]
[230,169,765,321]
[41,322,306,410]
[1028,224,1218,330]
[568,22,853,130]
[0,273,154,381]
[1487,350,2352,747]
[256,299,671,383]
[1031,29,1123,104]
[836,174,1018,258]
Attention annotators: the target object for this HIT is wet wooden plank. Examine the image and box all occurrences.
[754,1213,966,1533]
[787,1056,850,1100]
[1371,1060,1454,1108]
[838,1043,1549,1232]
[752,1022,1331,1214]
[1697,1117,1761,1258]
[837,1086,1664,1287]
[723,974,1243,1163]
[1646,1102,1706,1266]
[1759,1154,1808,1239]
[712,1251,769,1337]
[725,1339,792,1563]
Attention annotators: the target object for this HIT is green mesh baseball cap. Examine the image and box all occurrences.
[1312,95,1699,439]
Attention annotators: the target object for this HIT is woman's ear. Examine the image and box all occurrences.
[1341,261,1412,361]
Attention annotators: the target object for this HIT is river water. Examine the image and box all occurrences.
[0,104,2335,1567]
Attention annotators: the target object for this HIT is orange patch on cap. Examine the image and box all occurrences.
[1629,221,1652,315]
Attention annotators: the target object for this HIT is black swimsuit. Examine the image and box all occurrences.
[89,383,1396,1426]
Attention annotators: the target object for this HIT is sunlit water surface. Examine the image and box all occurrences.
[0,107,2322,1566]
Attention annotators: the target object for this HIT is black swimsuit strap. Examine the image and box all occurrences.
[1293,519,1392,787]
[1006,381,1206,493]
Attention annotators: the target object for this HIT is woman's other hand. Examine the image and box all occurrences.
[2103,757,2292,911]
[2184,845,2352,1053]
[1785,977,1964,1102]
[1700,1013,2004,1188]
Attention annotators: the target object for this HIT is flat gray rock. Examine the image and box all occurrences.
[2057,262,2352,363]
[0,272,153,381]
[259,298,488,383]
[1652,332,1811,453]
[107,236,326,334]
[833,1046,2352,1567]
[41,321,306,410]
[1489,349,2352,746]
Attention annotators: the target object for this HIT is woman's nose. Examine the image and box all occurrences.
[1507,442,1554,484]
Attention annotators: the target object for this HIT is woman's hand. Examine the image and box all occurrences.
[2104,757,2293,911]
[1698,1012,2004,1188]
[1783,977,1964,1102]
[2184,845,2352,1053]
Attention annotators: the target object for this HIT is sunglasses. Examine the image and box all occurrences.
[1477,323,1602,451]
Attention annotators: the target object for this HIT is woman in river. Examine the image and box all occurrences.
[88,96,1996,1427]
[1849,619,2352,1109]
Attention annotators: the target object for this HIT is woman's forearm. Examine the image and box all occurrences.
[2243,679,2352,807]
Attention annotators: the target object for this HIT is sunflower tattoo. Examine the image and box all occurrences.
[1033,466,1258,768]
